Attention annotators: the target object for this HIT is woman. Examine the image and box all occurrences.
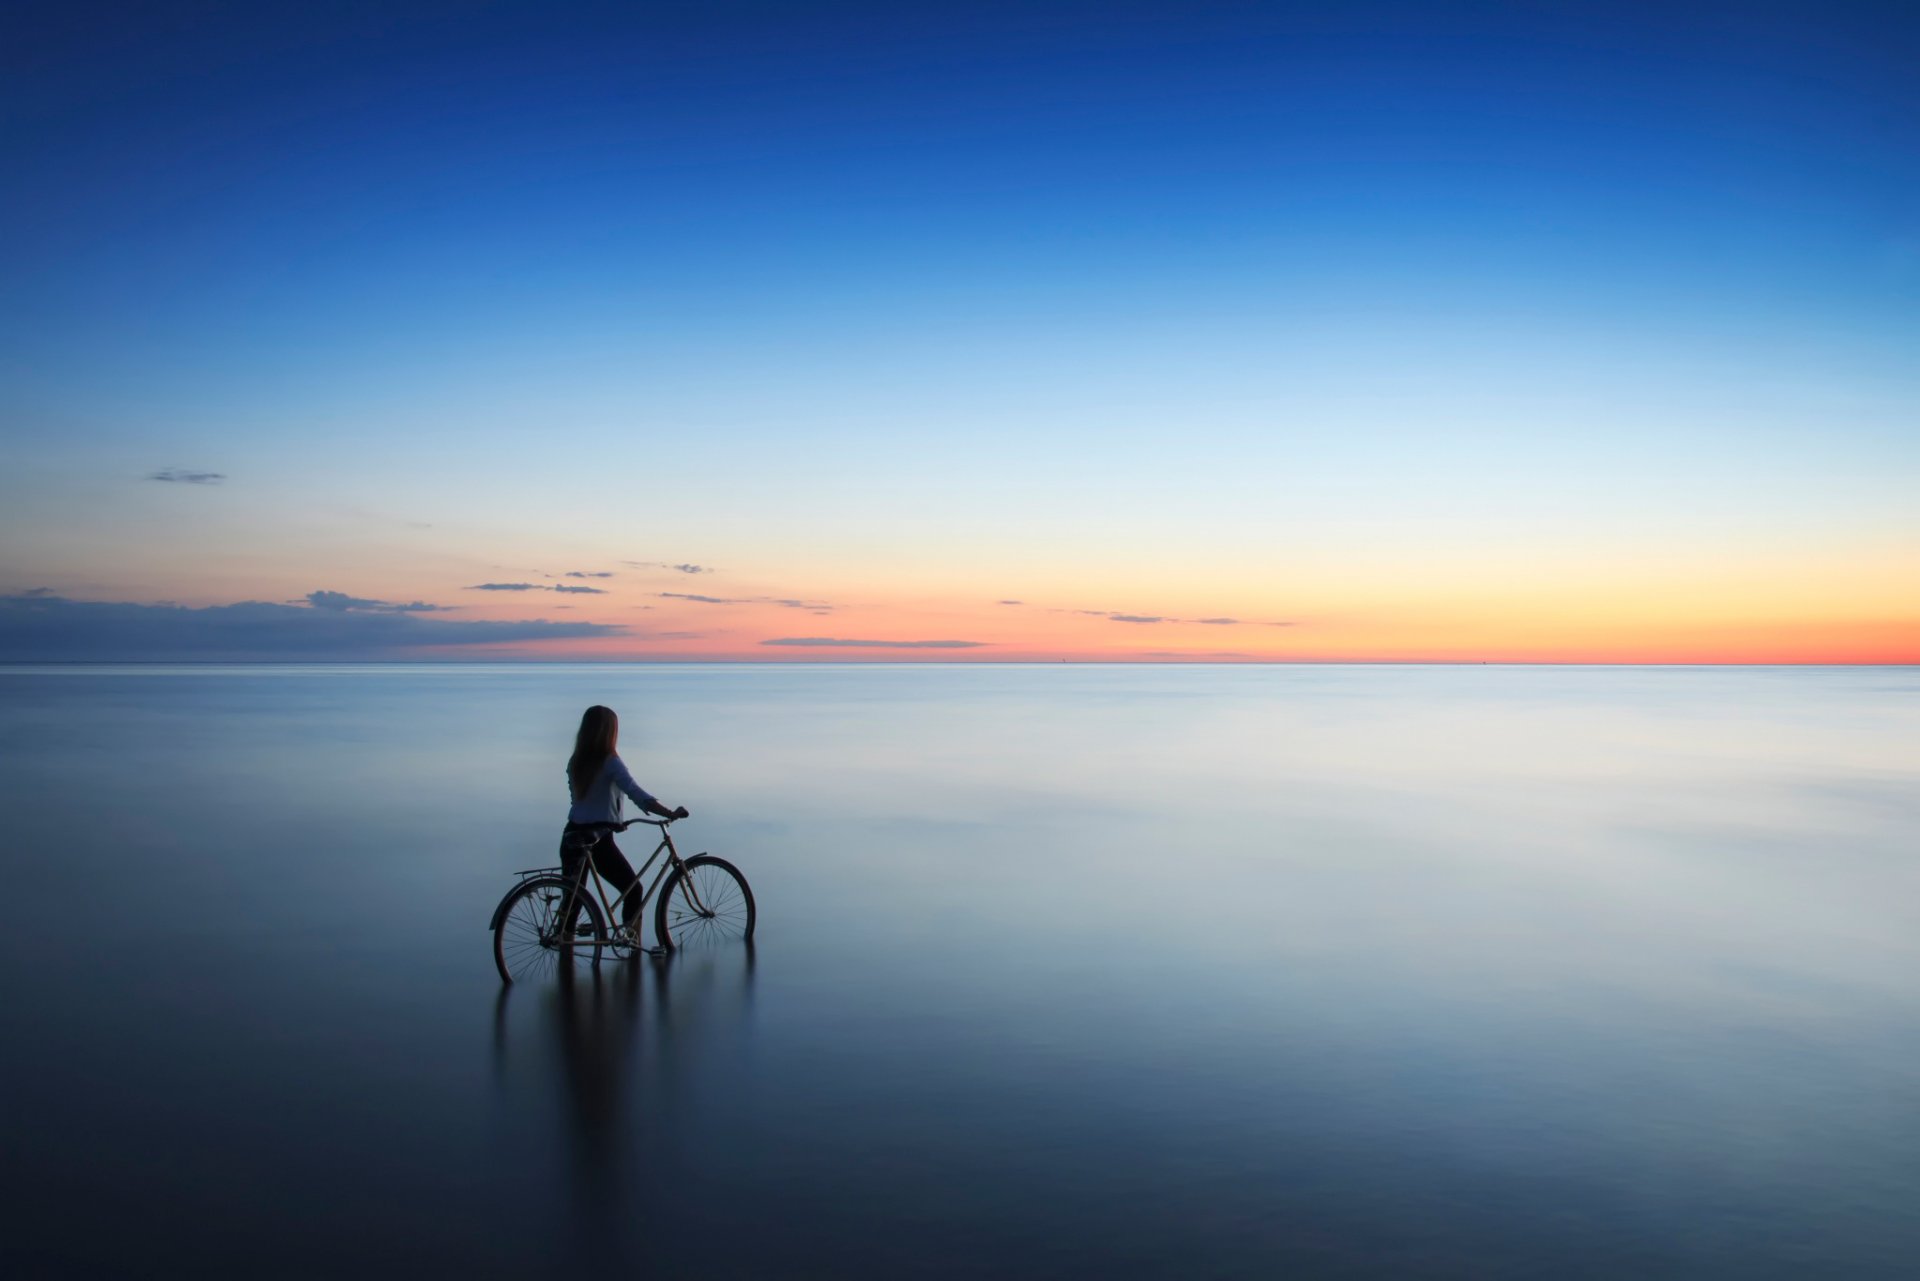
[564,705,689,939]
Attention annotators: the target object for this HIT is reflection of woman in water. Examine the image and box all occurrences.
[564,705,688,940]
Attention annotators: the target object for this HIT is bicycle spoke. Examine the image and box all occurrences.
[496,876,606,982]
[657,857,753,951]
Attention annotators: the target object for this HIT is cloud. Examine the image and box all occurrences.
[662,592,832,611]
[0,592,621,660]
[761,637,986,649]
[565,571,614,579]
[624,561,711,574]
[1048,604,1292,627]
[147,468,225,485]
[304,590,447,614]
[998,599,1024,606]
[470,582,620,597]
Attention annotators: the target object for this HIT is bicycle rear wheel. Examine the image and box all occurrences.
[654,855,755,951]
[494,875,605,983]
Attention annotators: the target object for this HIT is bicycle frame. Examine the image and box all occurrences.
[561,818,720,931]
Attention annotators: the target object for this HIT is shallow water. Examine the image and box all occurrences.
[2,664,1917,1277]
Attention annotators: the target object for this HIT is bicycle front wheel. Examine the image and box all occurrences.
[494,875,605,983]
[654,856,755,951]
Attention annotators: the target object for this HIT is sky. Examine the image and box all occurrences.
[2,0,1916,662]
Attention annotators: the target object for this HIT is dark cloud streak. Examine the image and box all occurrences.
[305,590,446,614]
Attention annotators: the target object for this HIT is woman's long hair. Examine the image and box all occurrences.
[567,705,620,801]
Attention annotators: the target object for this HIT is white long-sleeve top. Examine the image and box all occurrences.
[567,753,659,825]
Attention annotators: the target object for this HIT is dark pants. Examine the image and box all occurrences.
[561,823,642,927]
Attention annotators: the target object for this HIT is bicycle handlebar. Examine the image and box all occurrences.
[618,814,684,830]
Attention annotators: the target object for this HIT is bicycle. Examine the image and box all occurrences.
[490,816,755,983]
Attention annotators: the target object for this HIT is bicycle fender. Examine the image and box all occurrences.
[490,879,551,932]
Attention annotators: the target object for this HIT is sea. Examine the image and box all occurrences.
[2,663,1916,1278]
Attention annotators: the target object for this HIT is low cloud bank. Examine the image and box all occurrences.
[0,592,619,660]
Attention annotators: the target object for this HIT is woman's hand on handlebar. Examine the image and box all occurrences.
[671,805,690,820]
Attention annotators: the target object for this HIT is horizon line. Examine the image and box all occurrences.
[1,659,1915,669]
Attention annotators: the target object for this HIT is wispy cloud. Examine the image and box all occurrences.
[662,592,832,611]
[147,468,225,485]
[304,590,447,614]
[624,561,712,575]
[761,637,986,649]
[469,581,616,598]
[565,571,614,579]
[1053,608,1166,623]
[1048,605,1292,627]
[0,592,620,660]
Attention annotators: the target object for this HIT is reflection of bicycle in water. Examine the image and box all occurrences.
[489,945,757,1264]
[490,816,755,983]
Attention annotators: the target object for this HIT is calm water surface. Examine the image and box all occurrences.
[2,664,1917,1278]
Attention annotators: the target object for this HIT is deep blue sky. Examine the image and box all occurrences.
[2,1,1917,659]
